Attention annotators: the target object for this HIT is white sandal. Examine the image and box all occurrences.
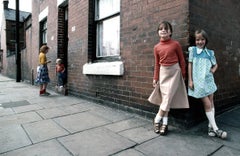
[214,129,227,139]
[208,127,216,137]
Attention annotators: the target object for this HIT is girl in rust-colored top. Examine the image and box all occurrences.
[150,21,189,135]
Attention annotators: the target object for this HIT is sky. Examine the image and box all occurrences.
[0,0,32,27]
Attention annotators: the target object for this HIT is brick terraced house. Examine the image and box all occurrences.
[1,0,240,127]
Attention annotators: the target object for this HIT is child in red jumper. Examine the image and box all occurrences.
[55,58,66,90]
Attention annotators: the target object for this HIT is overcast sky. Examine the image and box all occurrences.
[0,0,32,27]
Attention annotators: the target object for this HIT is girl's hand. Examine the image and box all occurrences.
[210,68,215,74]
[153,80,158,87]
[188,80,194,90]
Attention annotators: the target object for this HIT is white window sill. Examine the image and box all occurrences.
[83,61,124,76]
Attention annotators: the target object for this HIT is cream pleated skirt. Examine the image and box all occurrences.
[159,63,189,111]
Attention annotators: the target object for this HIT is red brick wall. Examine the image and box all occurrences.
[65,0,189,116]
[31,0,59,85]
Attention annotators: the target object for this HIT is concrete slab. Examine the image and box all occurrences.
[36,104,89,119]
[0,107,14,117]
[112,148,145,156]
[58,127,136,156]
[119,124,158,144]
[105,117,149,133]
[210,125,240,151]
[23,119,69,143]
[0,112,42,126]
[0,140,72,156]
[0,125,31,153]
[54,111,111,133]
[136,133,222,156]
[90,106,134,122]
[12,104,43,113]
[212,146,240,156]
[217,109,240,128]
[0,100,31,108]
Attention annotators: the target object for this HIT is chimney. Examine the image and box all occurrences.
[3,0,9,10]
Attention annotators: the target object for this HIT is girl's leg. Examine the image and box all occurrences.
[154,109,168,135]
[202,96,227,139]
[208,94,215,127]
[42,83,50,95]
[155,109,166,123]
[153,109,165,134]
[202,96,218,131]
[39,84,44,95]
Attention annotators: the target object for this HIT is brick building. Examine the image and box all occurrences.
[1,0,240,127]
[0,0,30,78]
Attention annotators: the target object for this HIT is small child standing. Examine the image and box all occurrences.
[55,58,66,89]
[188,29,227,139]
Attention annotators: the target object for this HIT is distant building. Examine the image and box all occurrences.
[1,0,240,127]
[0,0,30,77]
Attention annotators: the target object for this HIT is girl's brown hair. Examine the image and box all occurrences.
[195,29,209,46]
[40,45,49,53]
[157,21,173,37]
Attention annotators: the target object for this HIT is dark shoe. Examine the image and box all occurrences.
[160,124,168,135]
[153,119,161,134]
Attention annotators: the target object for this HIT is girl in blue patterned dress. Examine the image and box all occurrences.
[188,29,227,139]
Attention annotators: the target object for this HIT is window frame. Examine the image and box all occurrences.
[39,18,47,46]
[95,0,120,58]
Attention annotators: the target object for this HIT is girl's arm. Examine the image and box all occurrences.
[188,62,194,89]
[153,46,160,87]
[211,64,218,74]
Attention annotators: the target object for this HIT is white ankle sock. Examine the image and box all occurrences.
[206,111,218,131]
[162,117,168,125]
[154,114,162,123]
[208,108,215,128]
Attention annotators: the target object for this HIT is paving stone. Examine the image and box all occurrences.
[0,107,14,117]
[0,125,31,154]
[105,117,148,133]
[210,125,240,151]
[58,127,136,156]
[0,140,72,156]
[23,119,69,143]
[112,149,145,156]
[212,146,240,156]
[12,104,43,113]
[119,124,158,144]
[135,133,222,156]
[0,100,31,108]
[54,111,111,133]
[0,112,42,126]
[90,106,134,122]
[217,108,240,128]
[36,104,89,119]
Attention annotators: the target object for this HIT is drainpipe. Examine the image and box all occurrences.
[16,0,21,82]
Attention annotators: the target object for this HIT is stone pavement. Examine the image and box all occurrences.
[0,74,239,156]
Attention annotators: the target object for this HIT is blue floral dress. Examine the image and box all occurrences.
[188,46,217,98]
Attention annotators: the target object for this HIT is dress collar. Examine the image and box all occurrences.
[196,47,207,54]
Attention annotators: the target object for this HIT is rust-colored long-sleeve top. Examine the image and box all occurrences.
[153,39,186,81]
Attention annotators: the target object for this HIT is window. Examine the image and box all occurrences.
[40,19,47,45]
[95,0,120,57]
